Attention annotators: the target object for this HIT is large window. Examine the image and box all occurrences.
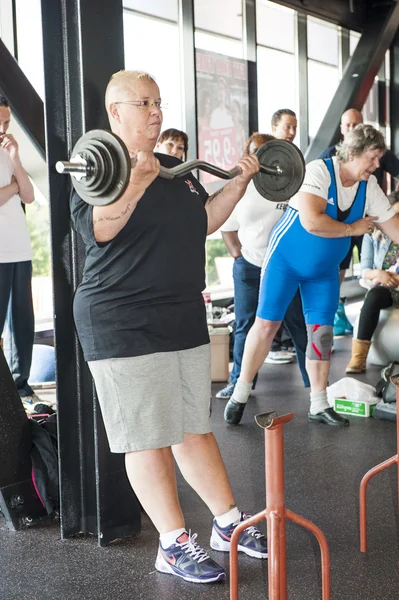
[307,17,339,142]
[194,0,242,39]
[256,0,295,53]
[123,11,183,130]
[15,0,45,99]
[257,47,297,134]
[256,2,297,137]
[307,61,340,142]
[123,0,178,21]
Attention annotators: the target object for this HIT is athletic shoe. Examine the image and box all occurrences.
[155,531,225,584]
[333,301,353,336]
[280,345,296,357]
[215,383,235,400]
[265,351,293,364]
[224,398,247,425]
[210,512,268,559]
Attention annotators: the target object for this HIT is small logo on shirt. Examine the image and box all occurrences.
[275,203,288,211]
[327,197,334,205]
[185,179,199,195]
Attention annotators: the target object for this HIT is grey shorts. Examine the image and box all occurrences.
[88,343,212,453]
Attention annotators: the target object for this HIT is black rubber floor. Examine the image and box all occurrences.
[1,335,398,600]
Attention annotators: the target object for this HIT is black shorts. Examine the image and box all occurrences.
[340,235,364,270]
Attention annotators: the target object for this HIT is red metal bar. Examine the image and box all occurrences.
[359,386,399,553]
[229,411,330,599]
[359,455,397,552]
[269,510,281,600]
[286,509,331,600]
[265,423,287,600]
[230,510,267,600]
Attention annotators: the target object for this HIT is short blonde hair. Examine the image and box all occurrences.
[109,70,156,84]
[105,70,157,109]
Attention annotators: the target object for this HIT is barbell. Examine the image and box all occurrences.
[55,129,305,206]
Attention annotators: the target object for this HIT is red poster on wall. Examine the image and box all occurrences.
[196,50,248,189]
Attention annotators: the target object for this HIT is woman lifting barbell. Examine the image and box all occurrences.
[225,123,399,427]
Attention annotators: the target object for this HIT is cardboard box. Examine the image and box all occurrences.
[209,326,230,383]
[333,397,377,418]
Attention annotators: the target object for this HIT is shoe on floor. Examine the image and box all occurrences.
[215,383,235,400]
[265,350,293,364]
[345,339,371,374]
[308,407,349,427]
[333,301,354,336]
[280,345,296,357]
[210,512,267,559]
[224,398,246,425]
[155,531,225,584]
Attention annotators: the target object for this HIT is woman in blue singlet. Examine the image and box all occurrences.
[225,124,399,427]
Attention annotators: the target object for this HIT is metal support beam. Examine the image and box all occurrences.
[41,0,140,546]
[178,0,197,161]
[305,2,399,162]
[296,12,308,154]
[243,0,258,135]
[390,30,399,156]
[0,38,45,156]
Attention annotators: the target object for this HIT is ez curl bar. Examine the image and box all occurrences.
[56,129,305,206]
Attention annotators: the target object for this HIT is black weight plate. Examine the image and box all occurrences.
[80,143,107,192]
[254,140,305,202]
[92,141,116,197]
[71,130,131,206]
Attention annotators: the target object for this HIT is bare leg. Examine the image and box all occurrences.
[306,358,330,393]
[239,317,282,383]
[173,432,235,516]
[339,268,346,287]
[125,447,184,533]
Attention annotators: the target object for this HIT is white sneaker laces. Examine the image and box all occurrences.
[235,514,264,539]
[180,532,209,563]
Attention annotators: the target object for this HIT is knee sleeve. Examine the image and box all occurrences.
[306,324,333,360]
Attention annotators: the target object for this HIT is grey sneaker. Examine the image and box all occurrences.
[215,383,235,400]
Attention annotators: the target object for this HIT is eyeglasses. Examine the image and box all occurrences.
[114,100,167,110]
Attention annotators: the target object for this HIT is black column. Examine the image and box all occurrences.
[243,0,258,135]
[41,0,140,546]
[390,30,399,156]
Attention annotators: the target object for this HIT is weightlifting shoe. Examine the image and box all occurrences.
[308,407,349,427]
[215,383,235,400]
[210,512,267,559]
[224,398,246,425]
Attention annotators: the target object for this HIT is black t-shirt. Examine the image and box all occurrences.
[317,145,399,188]
[70,153,210,361]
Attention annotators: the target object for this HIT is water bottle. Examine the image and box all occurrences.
[202,292,213,324]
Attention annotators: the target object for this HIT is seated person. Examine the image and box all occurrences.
[346,192,399,373]
[156,128,188,162]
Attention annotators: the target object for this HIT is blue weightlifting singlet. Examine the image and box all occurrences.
[257,158,368,325]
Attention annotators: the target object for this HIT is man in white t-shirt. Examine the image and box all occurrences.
[216,132,309,401]
[0,96,36,405]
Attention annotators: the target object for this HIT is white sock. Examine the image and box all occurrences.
[231,379,252,404]
[215,506,241,527]
[160,528,187,548]
[309,390,330,415]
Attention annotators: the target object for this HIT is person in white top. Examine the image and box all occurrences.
[225,124,399,427]
[216,132,309,401]
[0,96,36,404]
